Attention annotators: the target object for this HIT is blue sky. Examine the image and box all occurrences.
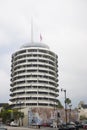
[0,0,87,108]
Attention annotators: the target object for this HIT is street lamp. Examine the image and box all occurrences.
[69,104,72,122]
[61,88,67,124]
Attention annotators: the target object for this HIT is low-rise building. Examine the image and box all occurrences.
[78,103,87,120]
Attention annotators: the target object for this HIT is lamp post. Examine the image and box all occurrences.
[61,88,67,124]
[69,104,72,122]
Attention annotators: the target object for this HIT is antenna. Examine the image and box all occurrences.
[31,17,33,43]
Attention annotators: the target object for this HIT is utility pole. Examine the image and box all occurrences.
[69,104,72,122]
[61,88,67,124]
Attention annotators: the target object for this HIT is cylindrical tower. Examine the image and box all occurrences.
[10,42,58,125]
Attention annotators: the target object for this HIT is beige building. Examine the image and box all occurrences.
[78,103,87,120]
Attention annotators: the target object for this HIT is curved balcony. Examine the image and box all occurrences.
[10,45,58,108]
[12,74,57,82]
[13,68,57,77]
[12,71,57,80]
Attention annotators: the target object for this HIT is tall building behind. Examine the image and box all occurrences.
[10,42,59,125]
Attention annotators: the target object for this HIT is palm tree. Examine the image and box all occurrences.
[65,98,71,107]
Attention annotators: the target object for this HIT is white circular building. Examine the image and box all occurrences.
[10,42,58,125]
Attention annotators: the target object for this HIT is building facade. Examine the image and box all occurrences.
[78,102,87,120]
[10,42,58,125]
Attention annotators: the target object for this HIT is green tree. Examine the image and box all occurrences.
[65,98,71,105]
[0,108,24,124]
[0,110,11,123]
[80,115,87,120]
[56,99,63,108]
[2,104,10,110]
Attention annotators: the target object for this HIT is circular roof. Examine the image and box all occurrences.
[20,42,49,49]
